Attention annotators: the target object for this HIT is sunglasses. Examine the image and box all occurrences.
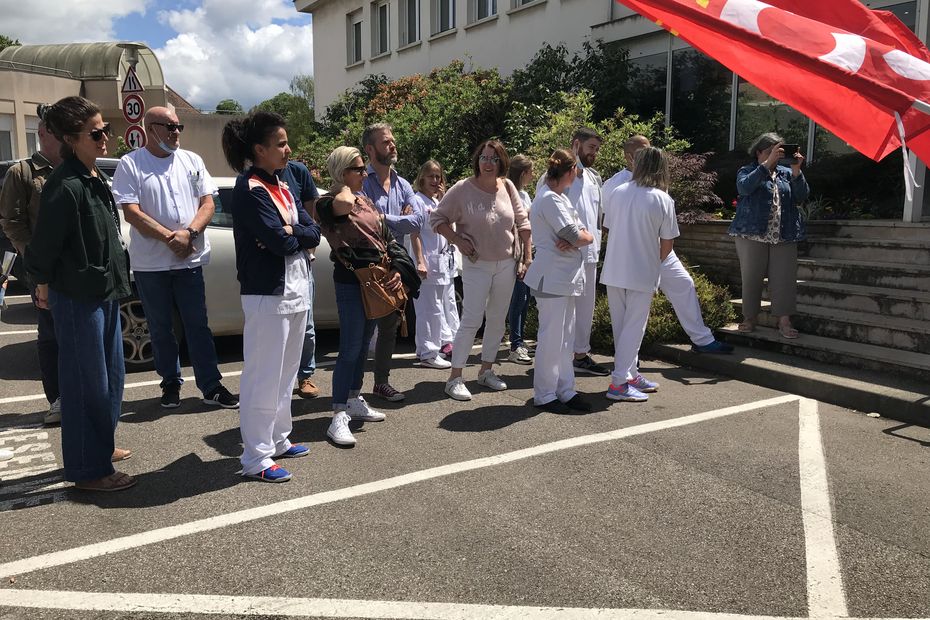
[87,124,113,142]
[346,165,367,173]
[151,122,185,133]
[479,155,500,164]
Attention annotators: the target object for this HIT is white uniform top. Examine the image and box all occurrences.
[523,187,586,297]
[600,182,680,293]
[241,183,310,315]
[112,148,217,271]
[537,168,601,264]
[602,168,632,204]
[414,191,456,285]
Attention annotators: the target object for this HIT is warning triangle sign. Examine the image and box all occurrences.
[121,67,144,94]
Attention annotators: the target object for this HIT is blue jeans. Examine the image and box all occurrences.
[332,280,376,409]
[49,291,124,482]
[508,278,531,350]
[134,268,222,395]
[297,269,316,380]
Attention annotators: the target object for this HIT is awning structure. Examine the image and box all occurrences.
[0,42,164,89]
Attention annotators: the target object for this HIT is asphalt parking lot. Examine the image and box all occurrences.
[0,292,929,620]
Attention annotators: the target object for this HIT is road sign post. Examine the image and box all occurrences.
[121,66,146,150]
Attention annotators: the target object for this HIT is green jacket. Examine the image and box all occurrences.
[24,156,131,301]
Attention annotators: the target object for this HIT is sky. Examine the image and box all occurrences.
[0,0,314,111]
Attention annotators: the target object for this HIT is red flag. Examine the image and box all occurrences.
[615,0,930,163]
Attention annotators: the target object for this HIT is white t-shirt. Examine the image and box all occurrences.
[523,187,585,297]
[112,148,217,272]
[602,168,632,203]
[600,182,680,293]
[414,191,455,285]
[536,168,601,264]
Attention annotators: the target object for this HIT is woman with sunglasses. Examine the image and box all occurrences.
[314,146,415,447]
[430,140,532,401]
[25,96,135,492]
[222,111,320,483]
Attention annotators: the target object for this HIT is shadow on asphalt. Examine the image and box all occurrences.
[882,422,930,444]
[439,404,541,432]
[642,362,728,386]
[0,340,41,381]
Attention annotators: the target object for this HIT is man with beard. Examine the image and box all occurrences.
[360,123,423,402]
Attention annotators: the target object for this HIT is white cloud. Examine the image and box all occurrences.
[0,0,149,43]
[154,0,314,111]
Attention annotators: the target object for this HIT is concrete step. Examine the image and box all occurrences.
[804,237,930,265]
[828,219,930,241]
[797,257,930,292]
[647,334,930,424]
[780,280,930,322]
[732,299,930,353]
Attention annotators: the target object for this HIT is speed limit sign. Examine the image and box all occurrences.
[122,94,145,124]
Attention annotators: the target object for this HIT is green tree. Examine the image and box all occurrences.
[215,99,243,115]
[0,35,20,52]
[253,91,315,152]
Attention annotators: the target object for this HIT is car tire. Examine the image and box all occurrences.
[120,295,155,371]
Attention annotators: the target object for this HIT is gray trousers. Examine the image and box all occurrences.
[734,238,798,319]
[374,311,399,385]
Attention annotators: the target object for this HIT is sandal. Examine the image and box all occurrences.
[111,448,132,463]
[778,323,800,339]
[75,471,137,492]
[737,320,756,333]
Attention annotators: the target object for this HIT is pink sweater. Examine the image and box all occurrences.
[429,177,531,262]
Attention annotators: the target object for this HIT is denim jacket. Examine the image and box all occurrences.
[728,162,810,242]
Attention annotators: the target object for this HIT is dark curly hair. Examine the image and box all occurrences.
[221,110,287,173]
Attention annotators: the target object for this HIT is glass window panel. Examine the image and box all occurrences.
[735,79,808,152]
[0,132,12,160]
[670,48,732,153]
[354,21,362,61]
[26,132,37,155]
[379,3,389,53]
[627,52,667,120]
[885,1,917,32]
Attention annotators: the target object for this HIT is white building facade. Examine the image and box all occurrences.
[297,0,930,219]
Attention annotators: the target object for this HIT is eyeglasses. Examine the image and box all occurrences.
[479,155,500,164]
[346,166,367,173]
[87,124,112,142]
[151,122,185,133]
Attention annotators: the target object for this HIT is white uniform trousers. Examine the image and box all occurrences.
[534,295,579,405]
[659,251,714,346]
[606,286,654,385]
[239,305,306,475]
[414,282,460,360]
[573,262,598,355]
[451,259,516,369]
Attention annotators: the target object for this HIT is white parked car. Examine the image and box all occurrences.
[101,159,338,370]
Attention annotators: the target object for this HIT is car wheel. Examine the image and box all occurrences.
[119,295,154,371]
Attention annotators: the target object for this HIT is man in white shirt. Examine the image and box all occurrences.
[112,107,238,410]
[603,135,734,356]
[536,127,610,376]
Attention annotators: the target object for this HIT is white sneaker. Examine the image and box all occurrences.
[44,398,62,425]
[444,377,472,401]
[347,395,386,422]
[421,355,452,369]
[0,448,13,462]
[508,346,532,365]
[477,369,507,391]
[327,411,357,446]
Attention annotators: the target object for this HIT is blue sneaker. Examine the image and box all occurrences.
[629,374,659,393]
[692,340,734,354]
[276,444,309,459]
[244,464,292,483]
[606,383,649,402]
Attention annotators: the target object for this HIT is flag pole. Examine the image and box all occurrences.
[912,99,930,114]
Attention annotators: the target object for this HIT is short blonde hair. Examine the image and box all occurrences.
[327,146,362,192]
[632,147,670,191]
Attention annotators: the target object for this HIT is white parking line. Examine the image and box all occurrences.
[0,427,64,510]
[0,394,800,580]
[0,589,810,620]
[798,398,848,618]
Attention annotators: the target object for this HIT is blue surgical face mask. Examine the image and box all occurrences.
[158,139,179,153]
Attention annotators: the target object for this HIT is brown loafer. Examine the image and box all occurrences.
[111,448,132,462]
[75,471,136,492]
[297,378,320,399]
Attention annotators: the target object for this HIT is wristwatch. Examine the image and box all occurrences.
[186,227,200,241]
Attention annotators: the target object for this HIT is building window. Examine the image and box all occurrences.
[469,0,497,22]
[371,0,390,56]
[735,79,808,153]
[347,10,363,64]
[0,115,13,160]
[25,115,39,155]
[627,52,668,120]
[400,0,420,46]
[670,48,732,153]
[512,0,536,5]
[431,0,455,34]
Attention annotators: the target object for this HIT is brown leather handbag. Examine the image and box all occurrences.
[337,251,410,334]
